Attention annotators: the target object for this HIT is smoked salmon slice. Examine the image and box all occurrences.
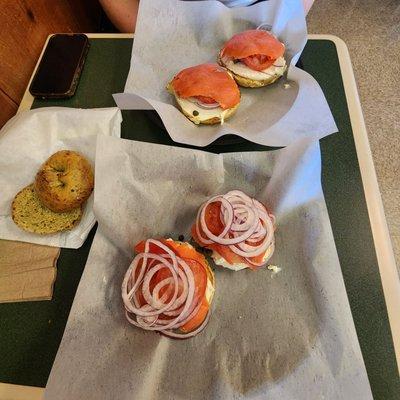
[170,63,240,110]
[221,30,285,71]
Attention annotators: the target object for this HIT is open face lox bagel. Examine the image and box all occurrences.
[167,63,240,125]
[192,190,276,271]
[219,30,287,88]
[122,238,215,338]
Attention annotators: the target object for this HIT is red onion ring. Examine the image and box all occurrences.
[195,190,275,267]
[122,239,210,338]
[187,97,220,109]
[222,53,285,78]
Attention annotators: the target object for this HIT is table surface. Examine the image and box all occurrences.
[0,35,399,399]
[307,0,400,278]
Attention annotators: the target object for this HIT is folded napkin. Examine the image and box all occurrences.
[0,240,59,303]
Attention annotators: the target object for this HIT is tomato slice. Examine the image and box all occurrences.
[192,201,244,264]
[191,202,223,246]
[151,258,206,302]
[180,296,210,333]
[204,202,224,235]
[152,257,209,331]
[241,54,275,71]
[195,95,218,105]
[181,258,213,332]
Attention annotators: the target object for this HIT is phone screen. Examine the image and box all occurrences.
[29,34,89,97]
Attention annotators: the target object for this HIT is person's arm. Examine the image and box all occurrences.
[99,0,139,33]
[99,0,315,33]
[302,0,314,14]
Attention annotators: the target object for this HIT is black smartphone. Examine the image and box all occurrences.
[29,34,90,99]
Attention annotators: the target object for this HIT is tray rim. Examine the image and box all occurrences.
[313,34,400,372]
[2,33,398,398]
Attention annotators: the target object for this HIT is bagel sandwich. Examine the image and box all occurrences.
[167,63,240,125]
[122,238,215,338]
[192,190,276,271]
[218,30,287,88]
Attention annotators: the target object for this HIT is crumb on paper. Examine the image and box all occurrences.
[284,83,291,89]
[268,265,282,277]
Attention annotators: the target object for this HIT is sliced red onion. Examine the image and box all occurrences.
[269,213,276,227]
[122,239,210,338]
[187,97,220,109]
[200,197,258,245]
[195,190,275,268]
[256,23,272,31]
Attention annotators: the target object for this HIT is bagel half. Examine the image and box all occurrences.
[35,150,94,213]
[12,184,82,234]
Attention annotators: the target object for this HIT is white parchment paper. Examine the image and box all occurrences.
[44,136,372,400]
[114,0,338,147]
[0,107,122,248]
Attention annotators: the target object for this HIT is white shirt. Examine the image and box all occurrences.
[218,0,258,5]
[187,0,258,6]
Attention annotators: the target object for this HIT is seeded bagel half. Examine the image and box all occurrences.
[35,150,94,213]
[12,184,82,234]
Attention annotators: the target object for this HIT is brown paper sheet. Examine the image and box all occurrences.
[0,240,59,303]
